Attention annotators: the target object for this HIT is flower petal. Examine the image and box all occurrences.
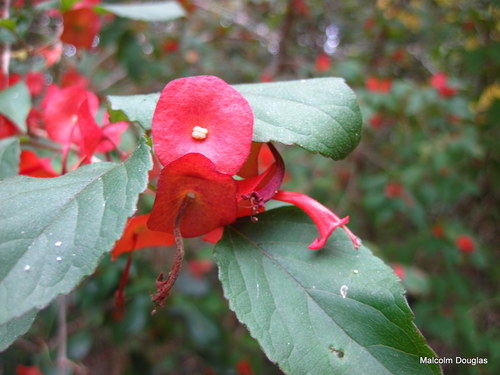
[152,75,254,175]
[272,190,360,249]
[147,153,238,237]
[111,214,174,260]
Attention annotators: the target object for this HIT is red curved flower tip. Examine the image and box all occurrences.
[152,75,254,175]
[273,190,361,250]
[19,150,59,177]
[111,214,174,260]
[61,7,101,49]
[147,153,238,238]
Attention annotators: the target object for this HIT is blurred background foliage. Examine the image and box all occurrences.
[2,0,499,374]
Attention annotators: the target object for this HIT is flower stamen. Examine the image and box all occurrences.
[191,126,208,140]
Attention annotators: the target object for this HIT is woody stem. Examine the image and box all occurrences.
[151,195,193,313]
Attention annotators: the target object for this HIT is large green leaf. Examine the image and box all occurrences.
[0,136,20,179]
[0,139,152,326]
[0,82,30,132]
[234,78,362,159]
[214,207,441,375]
[98,1,185,22]
[107,77,362,160]
[0,310,37,352]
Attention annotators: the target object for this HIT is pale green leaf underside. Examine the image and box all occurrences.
[0,82,30,132]
[0,137,20,179]
[214,207,441,375]
[0,310,37,352]
[98,1,186,22]
[107,77,362,160]
[0,139,152,325]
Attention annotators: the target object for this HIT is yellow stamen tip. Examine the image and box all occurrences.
[191,126,208,140]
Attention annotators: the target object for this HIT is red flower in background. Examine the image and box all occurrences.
[455,235,475,253]
[369,113,384,129]
[9,71,45,97]
[188,259,214,278]
[430,72,457,98]
[42,84,99,145]
[0,116,18,139]
[16,365,45,375]
[152,75,254,175]
[315,53,332,72]
[61,7,101,48]
[19,150,59,177]
[61,68,89,88]
[366,76,392,93]
[385,181,403,198]
[42,84,127,164]
[392,264,405,280]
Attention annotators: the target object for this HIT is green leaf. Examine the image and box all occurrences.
[0,310,37,352]
[214,207,441,375]
[98,1,186,22]
[0,137,20,179]
[107,77,362,160]
[107,94,157,130]
[234,78,362,159]
[0,19,16,33]
[0,139,152,325]
[0,82,31,132]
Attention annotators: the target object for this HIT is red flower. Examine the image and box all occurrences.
[19,150,59,177]
[16,365,45,375]
[455,235,475,253]
[369,113,384,129]
[162,38,179,53]
[385,182,403,198]
[235,360,254,375]
[152,75,253,175]
[42,84,99,145]
[432,223,444,238]
[9,71,45,97]
[147,153,238,238]
[430,72,457,98]
[366,76,392,93]
[42,84,126,163]
[37,42,63,67]
[187,259,214,278]
[315,53,332,72]
[0,115,18,139]
[111,214,174,260]
[61,7,101,48]
[61,68,89,88]
[273,190,360,249]
[392,263,405,280]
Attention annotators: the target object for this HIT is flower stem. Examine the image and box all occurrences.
[151,194,193,314]
[57,295,68,375]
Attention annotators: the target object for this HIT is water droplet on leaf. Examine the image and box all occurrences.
[340,285,348,298]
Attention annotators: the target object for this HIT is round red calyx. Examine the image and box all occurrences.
[152,75,254,175]
[147,153,238,238]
